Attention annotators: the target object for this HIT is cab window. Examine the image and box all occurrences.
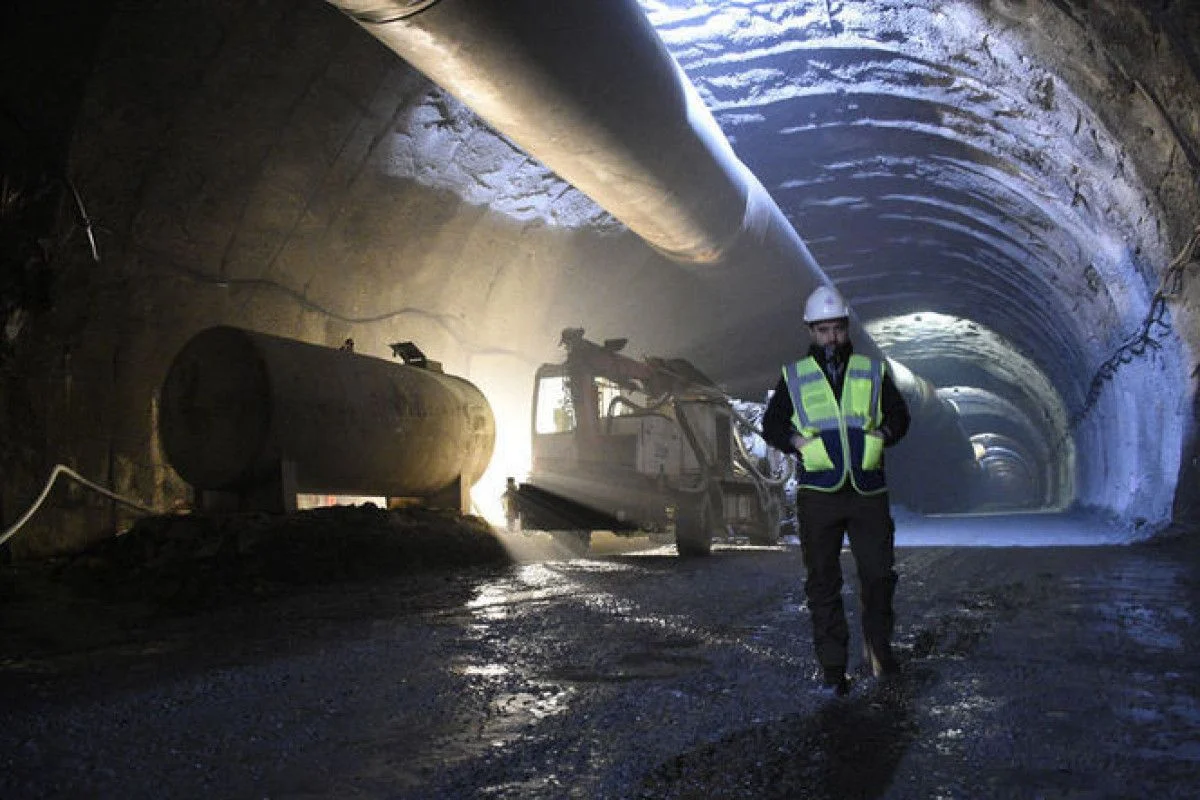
[534,374,575,433]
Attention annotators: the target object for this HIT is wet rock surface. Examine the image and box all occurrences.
[2,513,1199,799]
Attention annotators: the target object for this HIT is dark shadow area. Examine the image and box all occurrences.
[0,504,511,696]
[7,504,509,605]
[639,667,934,799]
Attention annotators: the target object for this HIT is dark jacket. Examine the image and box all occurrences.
[762,343,910,456]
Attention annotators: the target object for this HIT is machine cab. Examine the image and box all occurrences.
[530,361,683,479]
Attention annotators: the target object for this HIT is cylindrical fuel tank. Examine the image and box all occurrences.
[159,326,494,497]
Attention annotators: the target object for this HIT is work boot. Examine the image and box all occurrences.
[863,641,899,679]
[819,666,852,698]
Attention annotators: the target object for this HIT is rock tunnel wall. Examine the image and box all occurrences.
[2,0,1200,555]
[1022,0,1200,527]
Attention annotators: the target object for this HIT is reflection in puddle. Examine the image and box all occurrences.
[454,664,511,677]
[926,676,999,761]
[465,565,577,620]
[494,686,576,721]
[465,556,812,679]
[455,564,591,758]
[1072,558,1189,651]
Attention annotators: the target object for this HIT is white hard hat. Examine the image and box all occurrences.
[803,285,849,323]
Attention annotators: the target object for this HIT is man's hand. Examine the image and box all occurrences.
[789,433,815,452]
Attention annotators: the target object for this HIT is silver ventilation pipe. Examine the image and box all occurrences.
[328,0,772,267]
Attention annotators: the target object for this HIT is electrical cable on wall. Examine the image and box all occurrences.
[140,245,542,370]
[0,464,159,548]
[66,178,101,264]
[1070,223,1200,428]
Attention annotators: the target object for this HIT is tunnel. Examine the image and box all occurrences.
[3,0,1200,557]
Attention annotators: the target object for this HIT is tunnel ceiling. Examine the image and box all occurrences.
[641,0,1200,414]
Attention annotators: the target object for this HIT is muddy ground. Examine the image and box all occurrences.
[2,508,1199,798]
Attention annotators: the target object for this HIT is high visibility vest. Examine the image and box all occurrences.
[782,354,888,495]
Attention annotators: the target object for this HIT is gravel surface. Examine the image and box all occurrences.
[2,509,1198,798]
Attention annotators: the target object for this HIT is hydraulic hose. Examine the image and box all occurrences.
[0,464,159,548]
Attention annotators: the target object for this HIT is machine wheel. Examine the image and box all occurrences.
[748,497,781,546]
[675,497,713,557]
[550,529,591,556]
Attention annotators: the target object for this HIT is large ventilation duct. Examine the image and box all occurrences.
[328,0,763,266]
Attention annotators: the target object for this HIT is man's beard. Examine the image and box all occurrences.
[823,341,852,384]
[823,341,853,365]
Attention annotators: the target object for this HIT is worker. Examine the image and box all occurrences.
[762,285,911,697]
[502,477,520,532]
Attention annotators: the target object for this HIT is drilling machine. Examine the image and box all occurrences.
[510,329,789,556]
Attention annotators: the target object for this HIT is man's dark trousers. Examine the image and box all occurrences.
[797,487,897,674]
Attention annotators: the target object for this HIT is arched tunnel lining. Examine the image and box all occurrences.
[867,313,1074,512]
[972,431,1043,510]
[1,0,1199,554]
[946,388,1056,509]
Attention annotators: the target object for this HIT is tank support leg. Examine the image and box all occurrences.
[195,458,298,514]
[426,475,469,514]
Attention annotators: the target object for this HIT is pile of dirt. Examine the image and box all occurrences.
[3,504,511,612]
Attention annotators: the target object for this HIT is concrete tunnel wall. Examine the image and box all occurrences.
[2,0,1200,557]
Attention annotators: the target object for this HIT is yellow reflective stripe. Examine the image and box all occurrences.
[800,381,840,430]
[842,355,878,430]
[862,431,884,470]
[783,361,813,429]
[800,436,835,471]
[790,358,840,432]
[796,359,823,376]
